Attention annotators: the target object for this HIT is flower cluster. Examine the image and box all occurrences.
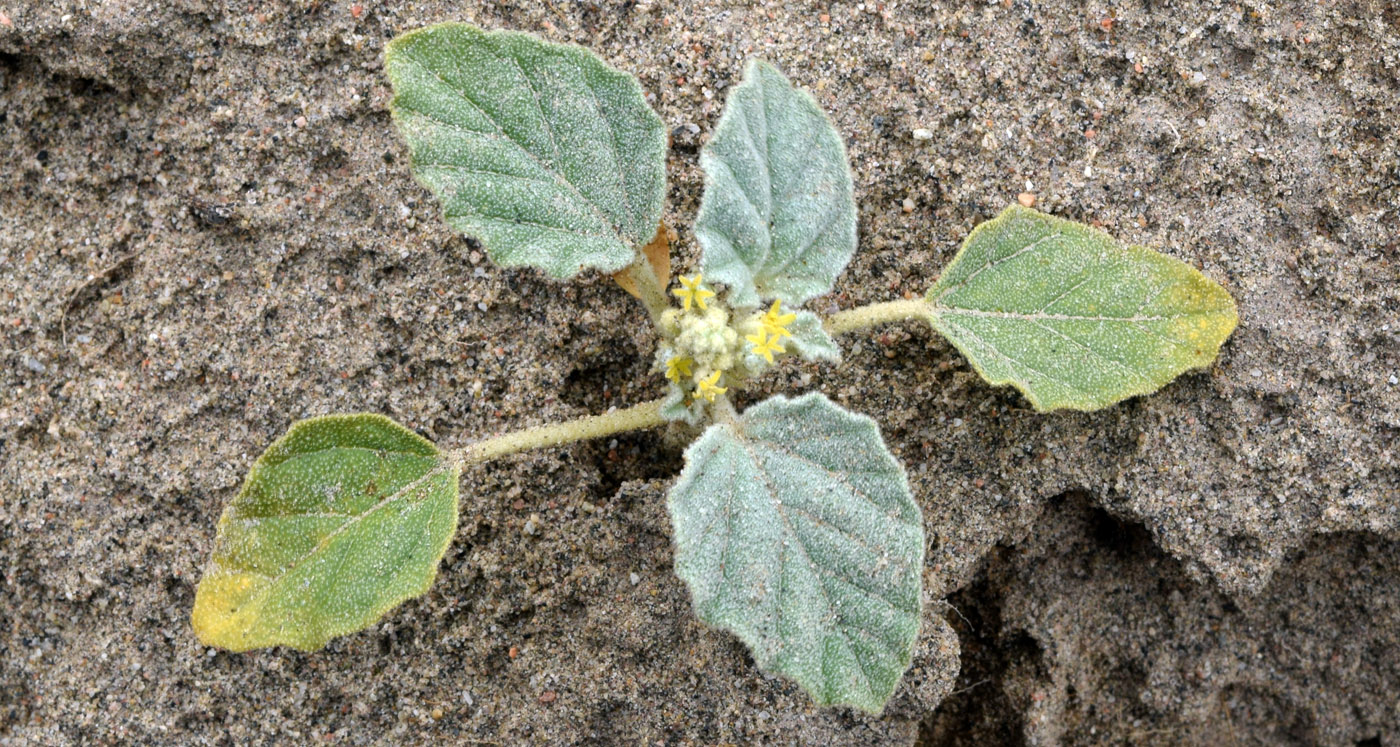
[658,275,797,408]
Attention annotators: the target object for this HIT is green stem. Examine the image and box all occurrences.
[453,398,667,468]
[822,299,931,336]
[626,257,671,324]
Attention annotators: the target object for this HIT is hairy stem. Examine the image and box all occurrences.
[453,398,667,468]
[822,299,931,336]
[626,257,671,324]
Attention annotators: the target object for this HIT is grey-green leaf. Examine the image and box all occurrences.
[659,382,705,425]
[925,205,1238,411]
[668,393,924,713]
[787,310,841,362]
[696,60,858,309]
[192,414,459,652]
[385,24,666,279]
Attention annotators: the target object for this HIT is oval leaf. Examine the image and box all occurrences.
[926,205,1238,411]
[192,414,459,652]
[386,24,666,279]
[696,60,857,309]
[667,393,924,713]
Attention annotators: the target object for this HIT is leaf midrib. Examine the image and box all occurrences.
[734,435,884,705]
[225,453,453,619]
[399,46,627,248]
[930,304,1232,323]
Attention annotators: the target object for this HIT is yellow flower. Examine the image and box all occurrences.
[672,274,716,311]
[745,331,785,363]
[665,356,693,382]
[761,299,796,338]
[695,371,727,402]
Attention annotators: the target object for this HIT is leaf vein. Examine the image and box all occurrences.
[575,61,637,240]
[760,199,848,287]
[941,315,1098,398]
[735,439,882,702]
[1030,319,1156,387]
[935,231,1066,304]
[784,502,915,576]
[225,460,453,622]
[403,48,620,245]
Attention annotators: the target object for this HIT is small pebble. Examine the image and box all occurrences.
[629,572,641,585]
[1018,192,1037,208]
[294,115,308,128]
[912,127,933,140]
[430,708,444,720]
[902,198,915,213]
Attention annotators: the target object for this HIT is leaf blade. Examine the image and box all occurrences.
[668,393,924,713]
[385,24,666,279]
[786,310,841,362]
[696,60,857,308]
[926,205,1238,411]
[192,414,459,652]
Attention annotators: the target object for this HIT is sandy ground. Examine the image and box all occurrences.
[2,0,1397,744]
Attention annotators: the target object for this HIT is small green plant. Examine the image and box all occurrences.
[191,23,1237,713]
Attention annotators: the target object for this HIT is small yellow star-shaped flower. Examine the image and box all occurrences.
[695,371,727,402]
[672,274,716,311]
[664,355,693,382]
[761,299,796,338]
[745,331,785,364]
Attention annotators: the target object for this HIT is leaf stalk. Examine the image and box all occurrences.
[625,256,671,324]
[822,299,930,336]
[453,397,667,468]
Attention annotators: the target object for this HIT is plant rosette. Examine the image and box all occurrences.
[191,23,1237,715]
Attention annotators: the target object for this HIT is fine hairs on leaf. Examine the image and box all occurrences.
[383,23,666,279]
[923,205,1238,411]
[191,21,1238,717]
[192,414,459,652]
[695,60,859,310]
[669,393,923,713]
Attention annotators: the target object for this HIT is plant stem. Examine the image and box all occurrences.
[822,299,931,336]
[625,257,671,324]
[452,398,667,468]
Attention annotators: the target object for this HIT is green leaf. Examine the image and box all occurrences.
[192,414,459,652]
[925,205,1238,411]
[668,393,924,713]
[385,24,666,279]
[696,60,858,309]
[786,310,841,362]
